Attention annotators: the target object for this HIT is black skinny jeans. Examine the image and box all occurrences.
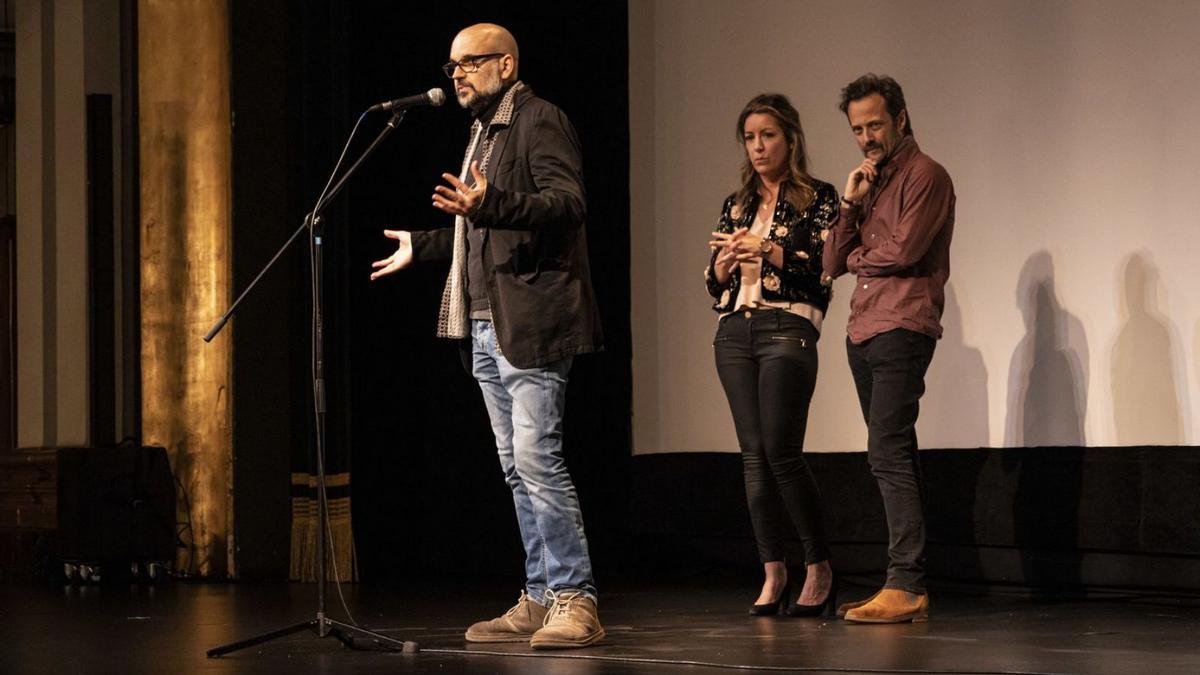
[847,328,936,594]
[714,309,830,565]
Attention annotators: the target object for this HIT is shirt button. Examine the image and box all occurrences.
[744,310,752,318]
[863,284,869,289]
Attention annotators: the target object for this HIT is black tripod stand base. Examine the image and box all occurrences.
[204,109,419,664]
[206,617,419,658]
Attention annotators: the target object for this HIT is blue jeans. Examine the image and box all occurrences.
[470,320,596,603]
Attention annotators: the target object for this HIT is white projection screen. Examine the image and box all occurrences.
[629,0,1200,454]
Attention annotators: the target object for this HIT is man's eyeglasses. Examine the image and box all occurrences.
[442,53,505,78]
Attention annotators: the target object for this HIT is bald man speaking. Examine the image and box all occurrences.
[370,24,605,649]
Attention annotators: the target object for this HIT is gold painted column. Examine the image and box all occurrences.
[139,0,233,578]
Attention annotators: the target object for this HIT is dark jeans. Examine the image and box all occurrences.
[714,309,829,565]
[846,328,936,593]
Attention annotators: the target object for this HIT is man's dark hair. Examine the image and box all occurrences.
[838,74,912,136]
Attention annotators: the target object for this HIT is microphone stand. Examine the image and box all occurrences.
[205,109,417,657]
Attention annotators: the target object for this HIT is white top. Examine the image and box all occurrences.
[724,208,824,333]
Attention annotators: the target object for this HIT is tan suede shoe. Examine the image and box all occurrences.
[836,589,881,618]
[464,591,550,642]
[843,588,929,623]
[529,591,605,649]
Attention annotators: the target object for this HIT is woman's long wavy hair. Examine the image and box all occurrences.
[734,93,816,216]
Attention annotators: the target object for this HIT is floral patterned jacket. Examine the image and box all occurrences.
[705,180,838,314]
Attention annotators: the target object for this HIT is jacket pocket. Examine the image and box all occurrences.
[490,157,523,184]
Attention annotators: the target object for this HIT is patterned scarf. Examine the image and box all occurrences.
[435,81,524,339]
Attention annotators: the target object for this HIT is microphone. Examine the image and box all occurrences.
[367,88,446,113]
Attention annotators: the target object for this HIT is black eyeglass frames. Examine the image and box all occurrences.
[442,53,505,78]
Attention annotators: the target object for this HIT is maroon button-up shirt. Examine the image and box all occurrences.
[823,136,955,344]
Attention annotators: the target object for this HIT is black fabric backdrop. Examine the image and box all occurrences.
[230,1,632,583]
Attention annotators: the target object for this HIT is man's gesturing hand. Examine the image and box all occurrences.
[369,229,413,280]
[432,161,488,218]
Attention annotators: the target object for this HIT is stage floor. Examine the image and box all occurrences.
[3,578,1199,674]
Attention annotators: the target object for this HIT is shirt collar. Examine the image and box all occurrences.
[880,135,920,182]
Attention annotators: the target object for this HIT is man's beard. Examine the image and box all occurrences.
[458,71,504,115]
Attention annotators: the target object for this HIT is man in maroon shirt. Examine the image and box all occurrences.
[823,74,955,623]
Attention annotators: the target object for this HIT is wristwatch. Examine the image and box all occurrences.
[758,238,774,257]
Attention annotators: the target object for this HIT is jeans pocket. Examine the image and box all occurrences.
[769,335,808,348]
[903,328,935,353]
[713,316,734,345]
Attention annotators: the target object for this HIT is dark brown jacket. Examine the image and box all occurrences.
[411,85,603,368]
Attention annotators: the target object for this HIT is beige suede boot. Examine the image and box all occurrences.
[464,591,550,642]
[529,591,605,649]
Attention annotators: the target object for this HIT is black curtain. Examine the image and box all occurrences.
[230,1,632,583]
[339,3,632,585]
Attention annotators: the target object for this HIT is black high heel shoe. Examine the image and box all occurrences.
[749,584,791,616]
[788,573,838,617]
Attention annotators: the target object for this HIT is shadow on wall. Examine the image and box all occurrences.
[1002,251,1087,596]
[1112,252,1188,446]
[1004,251,1088,447]
[919,283,989,583]
[920,282,989,448]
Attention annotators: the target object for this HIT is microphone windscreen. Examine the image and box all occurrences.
[428,88,446,106]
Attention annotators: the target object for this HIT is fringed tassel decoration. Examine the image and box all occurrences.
[289,472,356,582]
